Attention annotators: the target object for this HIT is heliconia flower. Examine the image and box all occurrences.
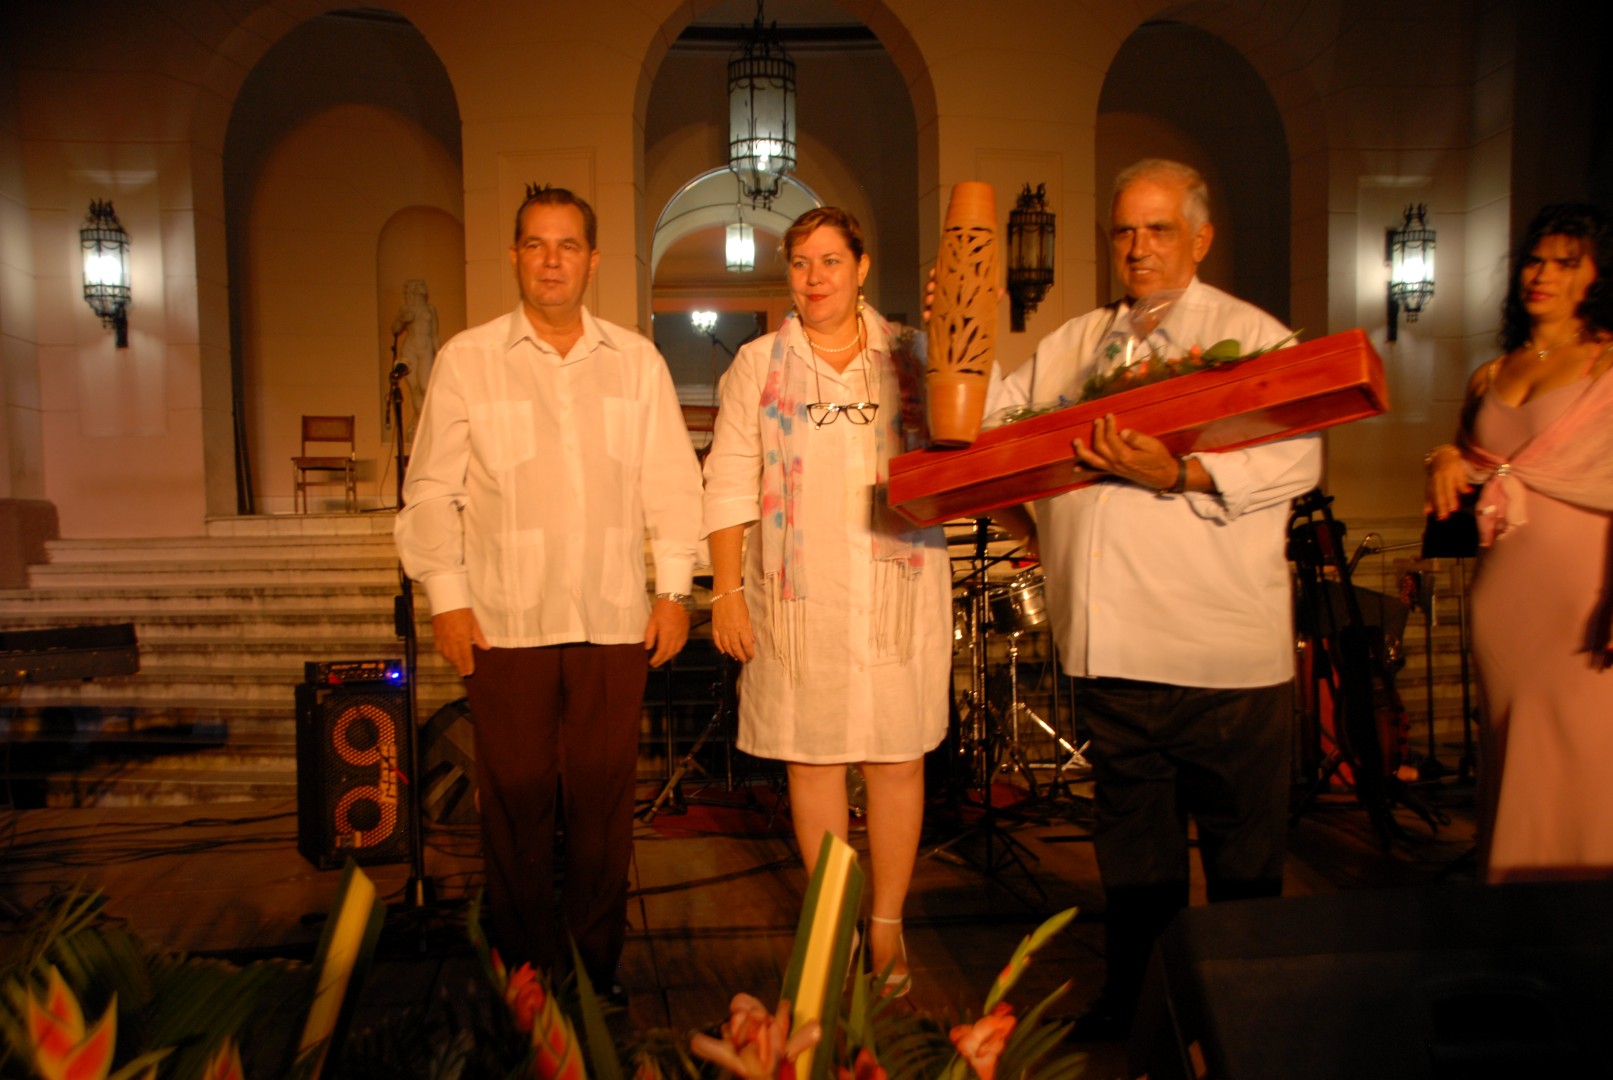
[200,1038,246,1080]
[631,1055,667,1080]
[949,1003,1017,1080]
[26,966,117,1080]
[690,995,821,1080]
[836,1047,888,1080]
[503,962,548,1034]
[492,963,582,1080]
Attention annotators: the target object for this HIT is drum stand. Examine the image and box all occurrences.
[924,520,1045,907]
[999,630,1091,793]
[639,622,768,825]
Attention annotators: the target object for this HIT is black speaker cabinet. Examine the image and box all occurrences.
[1132,880,1613,1080]
[295,682,415,870]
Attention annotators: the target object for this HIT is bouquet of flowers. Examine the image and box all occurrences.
[986,289,1298,426]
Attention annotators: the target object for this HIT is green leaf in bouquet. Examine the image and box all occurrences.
[982,908,1076,1012]
[779,832,864,1080]
[569,939,622,1080]
[296,861,386,1080]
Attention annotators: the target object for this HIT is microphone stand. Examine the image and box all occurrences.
[388,361,433,913]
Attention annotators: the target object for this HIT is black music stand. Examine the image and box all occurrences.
[1420,502,1480,782]
[386,361,435,912]
[1287,491,1443,850]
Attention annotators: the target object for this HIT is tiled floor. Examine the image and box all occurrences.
[0,762,1483,1080]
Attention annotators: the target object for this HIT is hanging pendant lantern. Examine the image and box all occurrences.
[726,210,756,273]
[727,1,796,209]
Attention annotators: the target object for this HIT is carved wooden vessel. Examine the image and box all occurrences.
[926,182,999,446]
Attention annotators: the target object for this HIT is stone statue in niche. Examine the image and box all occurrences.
[388,278,441,439]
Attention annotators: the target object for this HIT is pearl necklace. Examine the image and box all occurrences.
[801,319,863,354]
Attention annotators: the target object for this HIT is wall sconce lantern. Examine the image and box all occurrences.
[81,199,131,347]
[1006,183,1055,332]
[1386,203,1435,342]
[727,1,796,209]
[726,206,756,273]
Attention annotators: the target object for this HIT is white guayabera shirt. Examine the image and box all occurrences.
[396,306,703,647]
[985,278,1323,688]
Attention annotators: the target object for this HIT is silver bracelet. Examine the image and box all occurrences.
[711,584,745,601]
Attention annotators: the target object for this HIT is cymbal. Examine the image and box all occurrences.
[945,527,1015,547]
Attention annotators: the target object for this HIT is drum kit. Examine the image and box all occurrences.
[945,518,1091,802]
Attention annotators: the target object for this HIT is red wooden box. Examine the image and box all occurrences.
[888,328,1387,526]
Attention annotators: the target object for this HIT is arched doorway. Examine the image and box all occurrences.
[1095,20,1290,322]
[223,8,463,513]
[650,168,821,406]
[643,1,921,410]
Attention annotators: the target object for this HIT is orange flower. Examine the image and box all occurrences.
[201,1038,246,1080]
[491,956,584,1080]
[26,966,117,1080]
[504,962,547,1034]
[949,1003,1017,1080]
[836,1047,887,1080]
[690,994,821,1080]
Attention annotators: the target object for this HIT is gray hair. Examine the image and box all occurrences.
[1113,159,1211,232]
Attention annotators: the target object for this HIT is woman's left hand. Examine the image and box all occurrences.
[1424,444,1471,519]
[712,592,757,662]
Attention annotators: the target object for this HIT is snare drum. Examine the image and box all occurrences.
[986,571,1048,634]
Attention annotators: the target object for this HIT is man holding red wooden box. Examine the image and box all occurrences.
[984,159,1323,1043]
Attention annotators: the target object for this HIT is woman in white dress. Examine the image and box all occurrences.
[702,207,952,993]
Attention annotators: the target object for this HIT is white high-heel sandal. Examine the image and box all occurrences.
[868,915,910,998]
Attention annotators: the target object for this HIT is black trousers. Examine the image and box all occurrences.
[1076,677,1292,1014]
[467,641,648,984]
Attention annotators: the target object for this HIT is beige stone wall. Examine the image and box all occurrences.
[8,0,1601,544]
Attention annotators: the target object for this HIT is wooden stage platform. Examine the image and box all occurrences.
[0,766,1489,1080]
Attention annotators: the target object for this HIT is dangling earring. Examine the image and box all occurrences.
[857,288,866,314]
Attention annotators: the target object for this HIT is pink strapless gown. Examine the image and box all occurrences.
[1470,379,1613,883]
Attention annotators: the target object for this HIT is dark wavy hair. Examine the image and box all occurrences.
[512,184,597,249]
[1500,202,1613,350]
[781,206,865,263]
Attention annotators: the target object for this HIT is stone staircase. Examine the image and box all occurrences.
[0,509,1478,808]
[0,513,464,807]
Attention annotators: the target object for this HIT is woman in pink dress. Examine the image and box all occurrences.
[1425,203,1613,883]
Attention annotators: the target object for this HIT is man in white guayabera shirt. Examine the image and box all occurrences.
[396,185,702,999]
[985,159,1322,1043]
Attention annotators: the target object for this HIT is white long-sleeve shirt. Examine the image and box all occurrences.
[985,278,1323,687]
[395,306,703,648]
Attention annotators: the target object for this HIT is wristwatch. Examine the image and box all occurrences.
[1158,456,1189,496]
[656,592,695,611]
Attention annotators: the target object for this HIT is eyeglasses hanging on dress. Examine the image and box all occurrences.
[804,314,880,428]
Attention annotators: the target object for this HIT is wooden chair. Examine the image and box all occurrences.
[292,415,357,513]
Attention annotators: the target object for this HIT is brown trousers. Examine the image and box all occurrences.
[467,641,647,984]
